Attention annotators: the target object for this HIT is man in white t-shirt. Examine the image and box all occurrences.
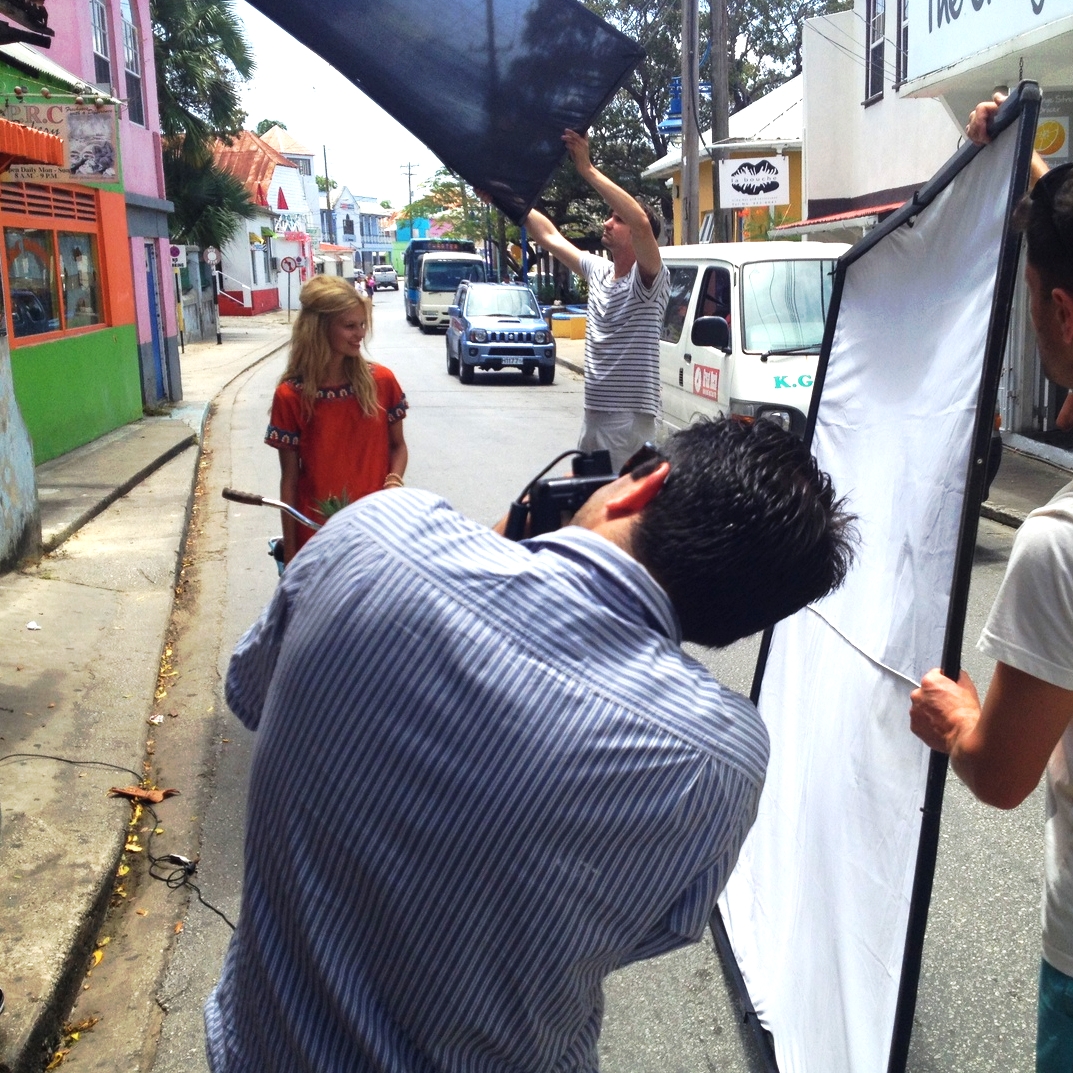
[523,130,670,471]
[909,95,1073,1071]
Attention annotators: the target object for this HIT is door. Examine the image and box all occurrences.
[145,241,170,401]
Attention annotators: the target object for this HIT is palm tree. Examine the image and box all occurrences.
[151,0,257,249]
[151,0,254,159]
[162,144,256,250]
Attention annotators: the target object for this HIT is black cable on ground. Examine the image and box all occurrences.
[0,752,236,929]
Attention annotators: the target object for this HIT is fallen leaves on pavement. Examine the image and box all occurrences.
[108,786,179,803]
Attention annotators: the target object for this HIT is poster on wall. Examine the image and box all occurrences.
[2,102,118,183]
[718,156,790,208]
[1038,88,1073,168]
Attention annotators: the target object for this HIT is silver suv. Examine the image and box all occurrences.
[372,264,398,290]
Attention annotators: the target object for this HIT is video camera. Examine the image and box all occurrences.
[504,449,614,540]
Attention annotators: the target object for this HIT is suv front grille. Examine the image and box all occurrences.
[487,329,539,343]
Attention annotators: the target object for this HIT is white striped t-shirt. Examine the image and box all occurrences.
[579,252,670,416]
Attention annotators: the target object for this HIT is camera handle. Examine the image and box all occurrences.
[504,500,530,541]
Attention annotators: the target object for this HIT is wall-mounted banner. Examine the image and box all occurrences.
[718,156,790,208]
[908,0,1073,82]
[1,102,118,183]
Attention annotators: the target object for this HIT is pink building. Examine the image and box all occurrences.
[45,0,179,403]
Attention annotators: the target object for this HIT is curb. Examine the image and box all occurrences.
[40,432,197,555]
[981,502,1027,529]
[5,333,290,1070]
[556,353,584,377]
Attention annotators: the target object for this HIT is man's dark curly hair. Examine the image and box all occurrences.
[632,418,856,648]
[1014,165,1073,294]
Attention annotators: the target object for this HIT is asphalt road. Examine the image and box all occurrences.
[64,291,1041,1072]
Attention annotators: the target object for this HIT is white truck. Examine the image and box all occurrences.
[416,252,487,332]
[658,242,849,436]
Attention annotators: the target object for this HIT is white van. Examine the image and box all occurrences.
[659,242,848,436]
[417,252,487,331]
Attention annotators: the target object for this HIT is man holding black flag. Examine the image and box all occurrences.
[523,129,669,472]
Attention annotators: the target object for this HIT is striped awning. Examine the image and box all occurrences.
[0,116,64,170]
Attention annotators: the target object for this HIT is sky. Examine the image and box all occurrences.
[233,1,443,211]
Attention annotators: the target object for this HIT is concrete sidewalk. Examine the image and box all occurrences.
[0,314,290,1073]
[0,320,1070,1072]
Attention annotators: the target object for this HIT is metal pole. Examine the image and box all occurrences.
[211,268,222,345]
[680,0,700,245]
[323,145,335,244]
[710,0,732,242]
[287,271,292,325]
[174,265,184,353]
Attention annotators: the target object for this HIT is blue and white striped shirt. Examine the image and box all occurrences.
[205,489,768,1073]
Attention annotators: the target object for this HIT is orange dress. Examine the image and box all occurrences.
[266,365,407,552]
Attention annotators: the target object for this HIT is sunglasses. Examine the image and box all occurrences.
[1031,160,1073,251]
[618,441,668,478]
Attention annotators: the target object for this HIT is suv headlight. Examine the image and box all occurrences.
[469,328,487,343]
[533,330,549,344]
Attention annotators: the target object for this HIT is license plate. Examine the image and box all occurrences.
[500,356,522,365]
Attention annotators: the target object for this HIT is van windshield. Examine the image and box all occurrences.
[423,260,486,292]
[740,259,837,353]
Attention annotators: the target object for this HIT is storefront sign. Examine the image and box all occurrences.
[718,156,790,208]
[908,0,1073,82]
[1038,88,1073,167]
[2,102,118,184]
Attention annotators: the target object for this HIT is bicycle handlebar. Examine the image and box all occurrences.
[222,488,321,532]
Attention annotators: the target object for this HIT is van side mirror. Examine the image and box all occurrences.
[448,305,460,317]
[692,316,731,352]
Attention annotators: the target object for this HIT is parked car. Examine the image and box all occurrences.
[372,263,399,290]
[446,282,555,384]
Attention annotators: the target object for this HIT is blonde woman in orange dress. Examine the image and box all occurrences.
[266,275,408,564]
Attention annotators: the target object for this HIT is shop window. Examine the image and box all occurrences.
[5,228,104,338]
[90,0,111,87]
[343,214,355,236]
[865,0,885,103]
[60,234,104,328]
[7,228,59,337]
[121,0,145,126]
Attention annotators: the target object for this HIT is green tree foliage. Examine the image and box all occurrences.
[405,169,485,242]
[151,0,256,248]
[528,0,848,256]
[152,0,254,158]
[255,118,287,136]
[315,175,338,193]
[163,146,257,249]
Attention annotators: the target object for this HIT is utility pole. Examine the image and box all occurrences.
[680,0,700,245]
[710,0,733,243]
[322,145,335,245]
[401,162,418,238]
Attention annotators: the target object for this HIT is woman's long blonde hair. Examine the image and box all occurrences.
[280,275,378,418]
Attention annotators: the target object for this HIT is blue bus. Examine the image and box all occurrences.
[403,239,481,324]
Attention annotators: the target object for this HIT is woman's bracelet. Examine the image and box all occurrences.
[383,472,405,489]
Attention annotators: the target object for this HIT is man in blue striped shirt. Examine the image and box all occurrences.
[206,418,854,1073]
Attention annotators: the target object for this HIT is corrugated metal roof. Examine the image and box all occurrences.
[0,42,98,94]
[212,130,298,195]
[259,125,314,158]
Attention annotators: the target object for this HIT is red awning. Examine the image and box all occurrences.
[0,117,64,171]
[773,202,904,233]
